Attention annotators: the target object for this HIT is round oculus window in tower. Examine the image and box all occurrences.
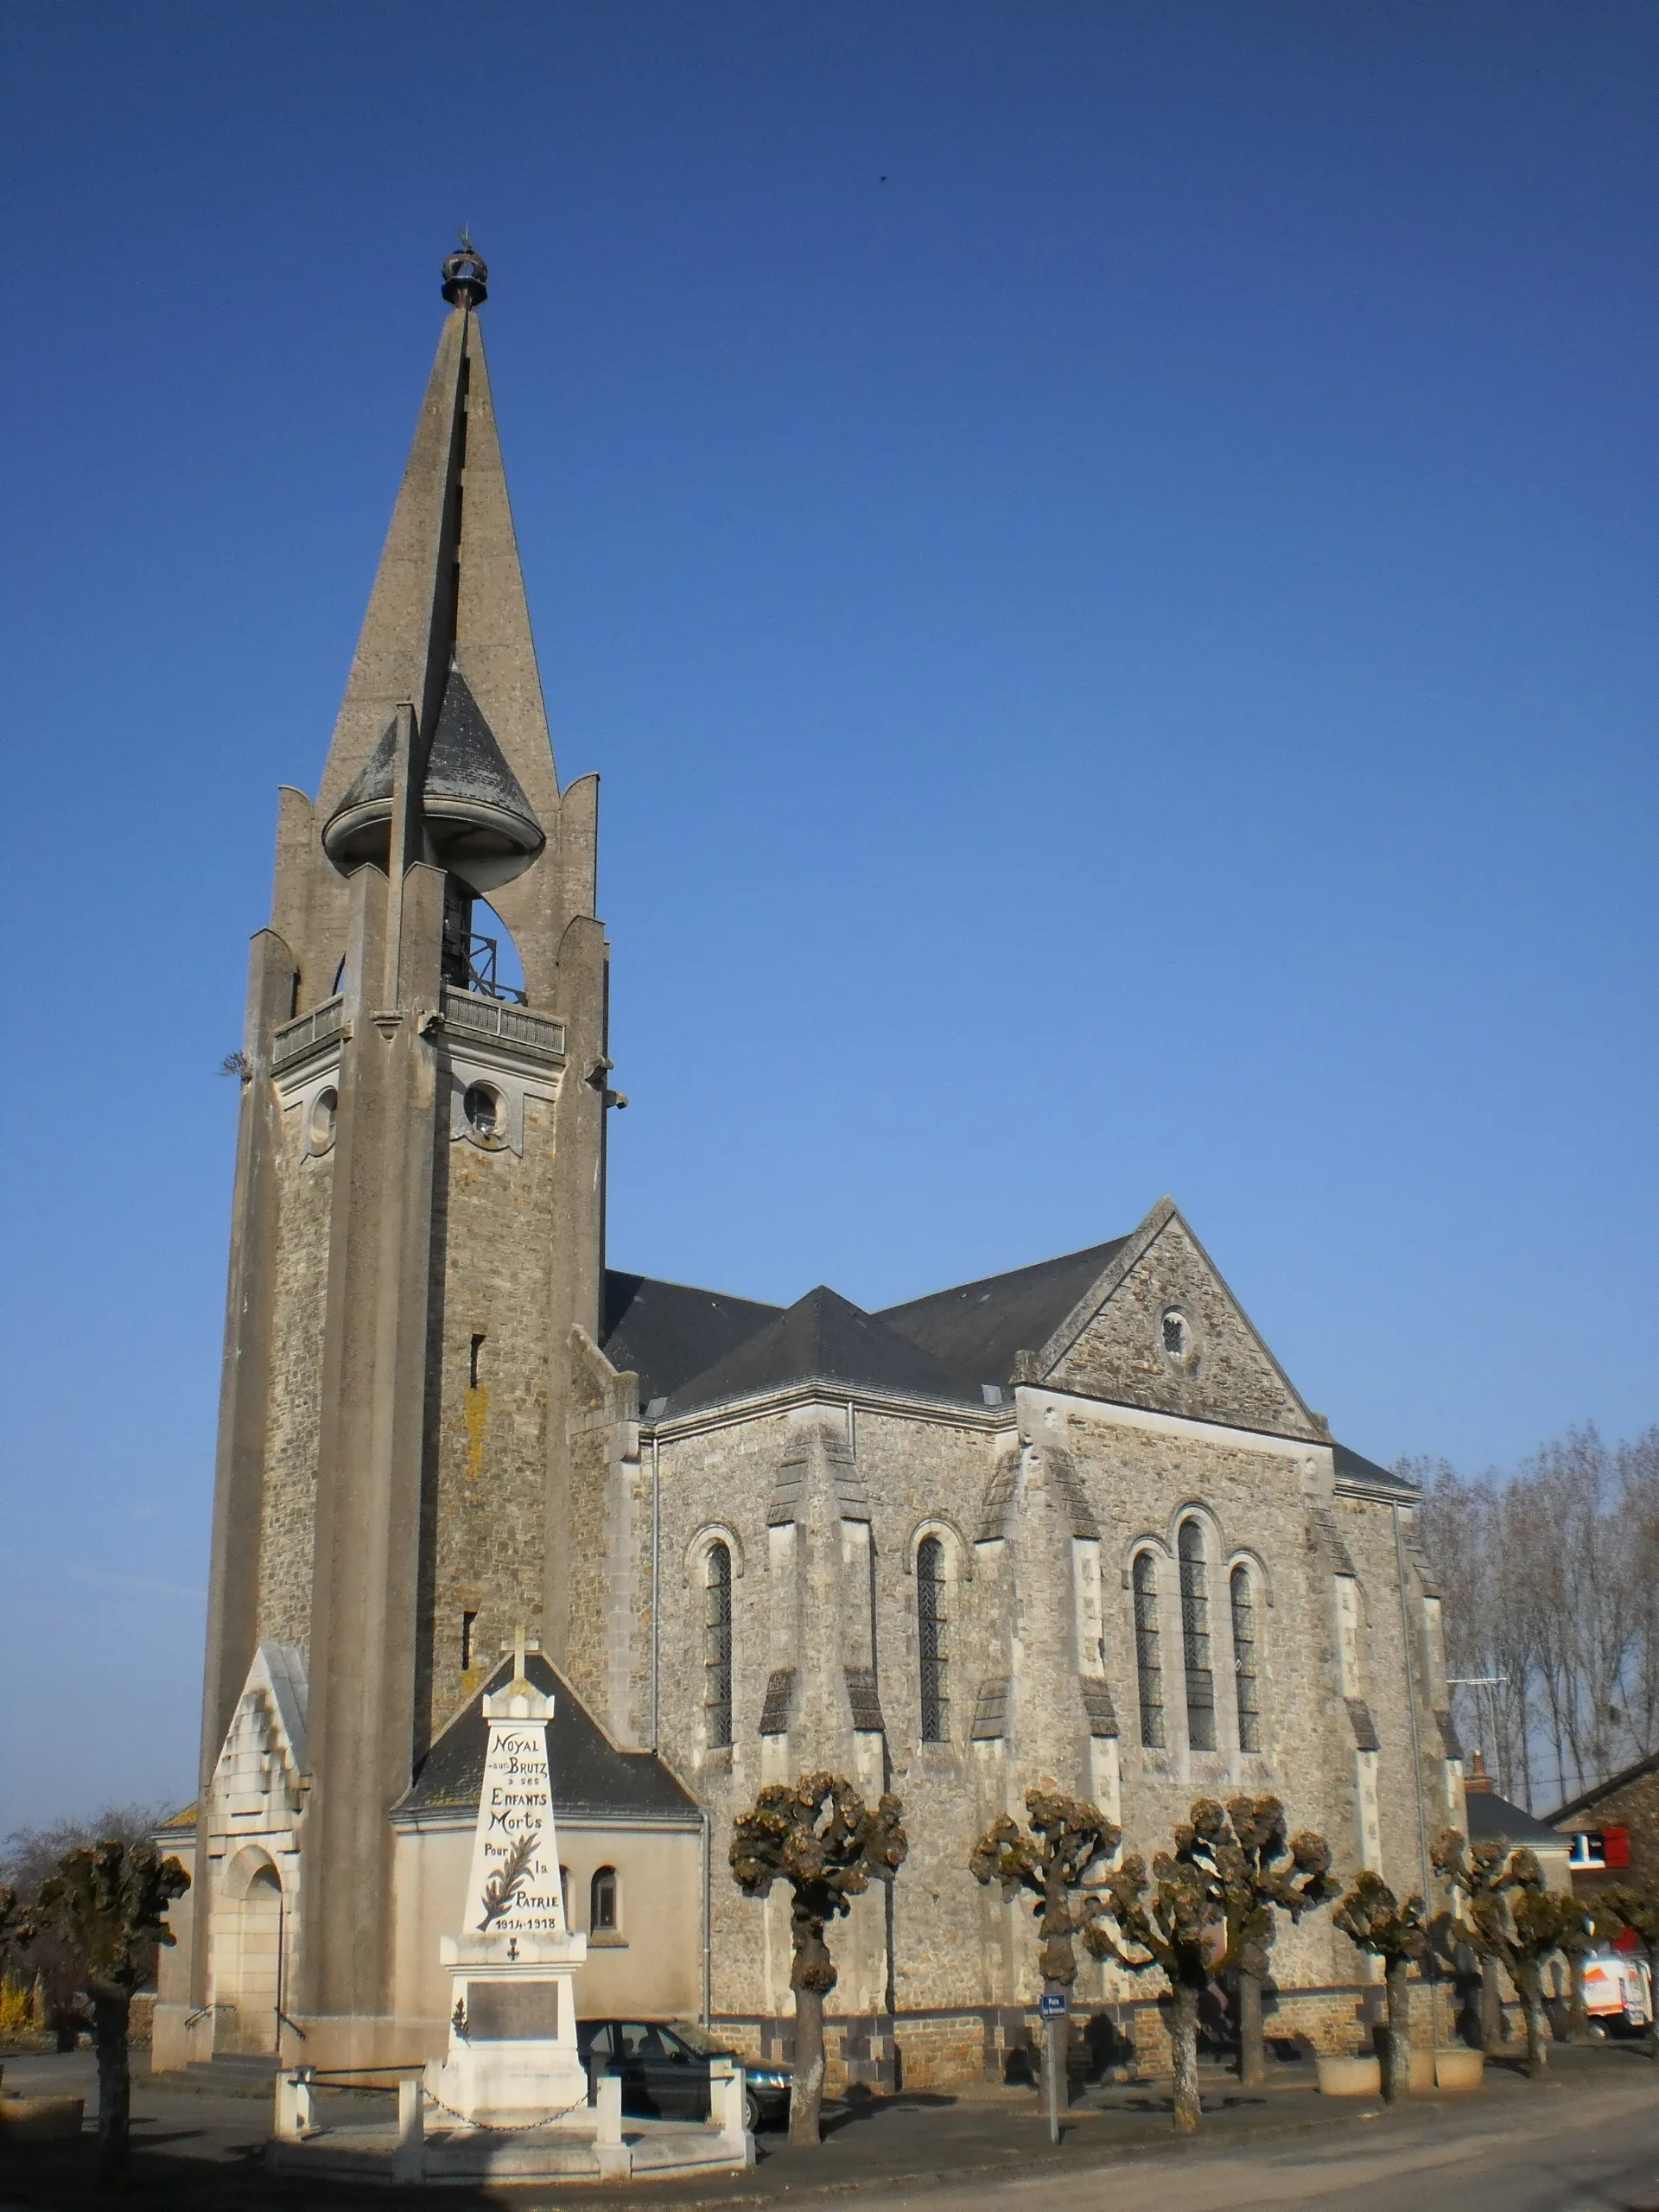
[463,1082,505,1147]
[308,1088,338,1156]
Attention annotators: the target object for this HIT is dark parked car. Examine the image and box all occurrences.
[576,2017,791,2130]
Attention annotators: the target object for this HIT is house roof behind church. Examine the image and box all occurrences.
[395,1653,698,1826]
[662,1284,984,1419]
[1544,1746,1659,1829]
[602,1271,785,1408]
[1465,1786,1569,1852]
[875,1236,1132,1386]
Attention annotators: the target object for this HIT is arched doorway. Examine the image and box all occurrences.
[213,1851,284,2053]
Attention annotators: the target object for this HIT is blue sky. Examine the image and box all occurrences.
[2,2,1654,1823]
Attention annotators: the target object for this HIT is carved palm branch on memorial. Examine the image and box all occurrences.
[477,1829,540,1930]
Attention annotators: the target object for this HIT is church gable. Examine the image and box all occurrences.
[1035,1201,1319,1441]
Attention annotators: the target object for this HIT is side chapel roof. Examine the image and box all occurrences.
[395,1652,697,1825]
[602,1271,785,1409]
[657,1285,982,1419]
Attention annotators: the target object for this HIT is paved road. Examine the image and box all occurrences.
[849,2080,1659,2212]
[1,2045,1653,2208]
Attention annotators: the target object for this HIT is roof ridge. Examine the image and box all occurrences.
[606,1266,785,1309]
[663,1280,982,1418]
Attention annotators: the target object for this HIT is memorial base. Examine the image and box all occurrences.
[429,1934,589,2129]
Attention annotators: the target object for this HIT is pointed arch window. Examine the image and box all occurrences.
[704,1541,733,1748]
[1231,1564,1261,1753]
[917,1535,949,1743]
[1179,1520,1217,1751]
[1132,1552,1165,1750]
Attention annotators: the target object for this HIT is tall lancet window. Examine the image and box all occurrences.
[917,1535,948,1742]
[1231,1565,1262,1752]
[1133,1552,1165,1750]
[704,1541,733,1748]
[1179,1519,1217,1751]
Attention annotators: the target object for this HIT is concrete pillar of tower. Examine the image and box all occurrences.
[543,906,609,1673]
[295,855,445,2037]
[190,925,297,2009]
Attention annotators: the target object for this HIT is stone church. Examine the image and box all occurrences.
[155,249,1464,2087]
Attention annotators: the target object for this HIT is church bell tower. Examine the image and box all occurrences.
[193,245,612,2056]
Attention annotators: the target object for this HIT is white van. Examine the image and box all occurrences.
[1583,1945,1654,2032]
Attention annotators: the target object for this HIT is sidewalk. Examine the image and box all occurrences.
[0,2040,1653,2209]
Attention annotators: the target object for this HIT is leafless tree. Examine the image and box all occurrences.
[729,1774,906,2144]
[1,1804,170,2050]
[1414,1424,1659,1808]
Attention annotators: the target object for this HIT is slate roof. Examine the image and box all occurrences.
[875,1238,1131,1387]
[1545,1747,1659,1829]
[1465,1786,1569,1851]
[602,1271,785,1409]
[395,1653,698,1825]
[662,1285,984,1419]
[610,1225,1378,1444]
[1332,1441,1415,1494]
[422,671,541,832]
[324,671,542,852]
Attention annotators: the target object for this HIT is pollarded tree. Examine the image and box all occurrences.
[1083,1800,1333,2129]
[1085,1814,1216,2133]
[1222,1796,1338,2088]
[1430,1829,1577,2079]
[729,1774,906,2144]
[969,1788,1122,2097]
[25,1840,191,2187]
[1333,1870,1428,2101]
[2,1802,171,2052]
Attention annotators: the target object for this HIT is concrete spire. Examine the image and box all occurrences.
[318,249,566,836]
[315,257,563,845]
[270,245,594,1017]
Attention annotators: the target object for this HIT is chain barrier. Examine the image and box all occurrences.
[420,2085,592,2133]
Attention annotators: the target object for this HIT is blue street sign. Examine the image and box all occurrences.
[1038,1990,1067,2019]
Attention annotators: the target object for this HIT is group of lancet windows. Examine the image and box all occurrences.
[1133,1518,1263,1757]
[691,1513,1261,1756]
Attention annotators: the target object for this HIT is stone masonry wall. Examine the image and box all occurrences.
[255,1090,334,1649]
[423,1088,562,1746]
[1049,1215,1319,1440]
[632,1364,1447,2075]
[563,1325,651,1747]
